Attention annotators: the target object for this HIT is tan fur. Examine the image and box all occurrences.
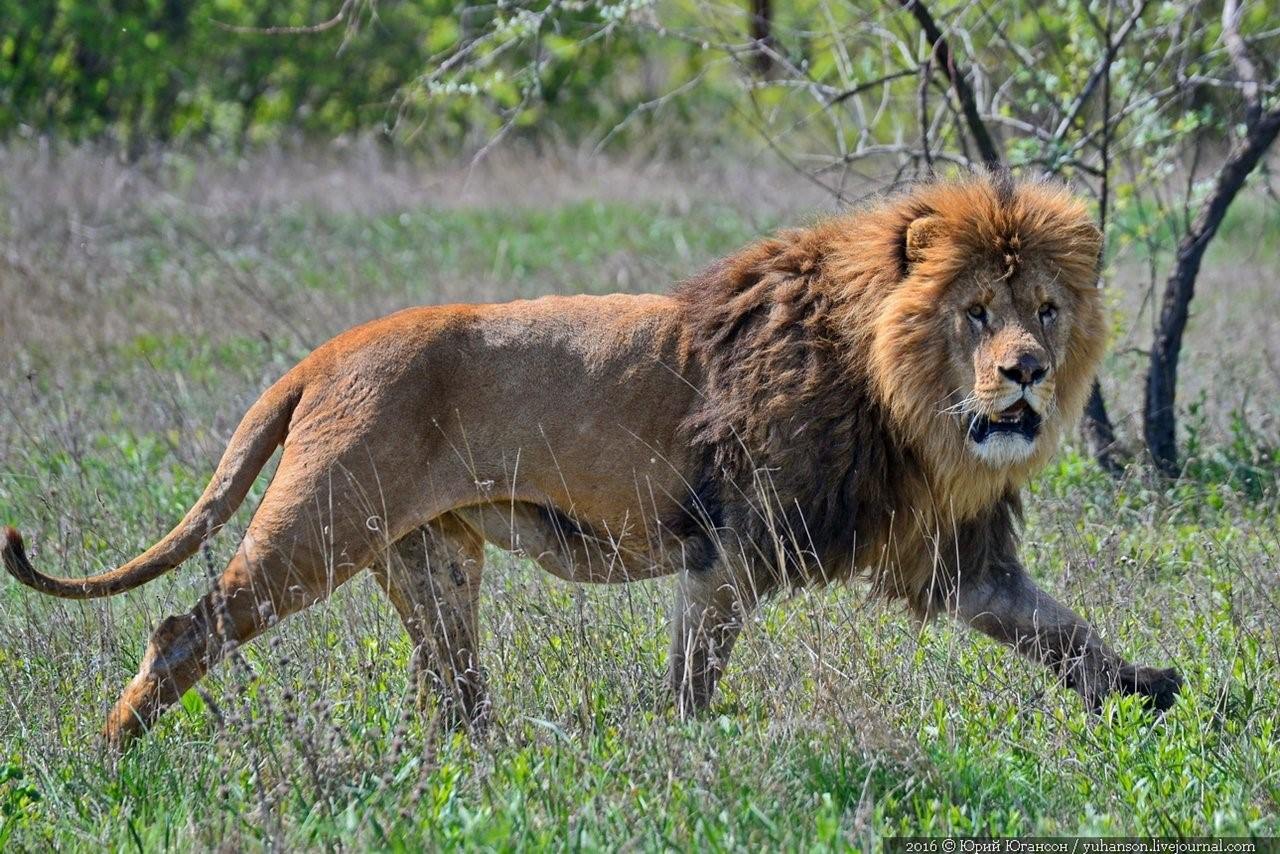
[2,174,1178,746]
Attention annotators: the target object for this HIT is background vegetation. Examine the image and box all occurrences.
[8,0,1280,471]
[2,0,1278,847]
[6,0,1273,152]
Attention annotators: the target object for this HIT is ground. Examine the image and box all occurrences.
[1,147,1277,848]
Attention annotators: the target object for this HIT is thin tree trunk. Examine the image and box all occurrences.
[1082,381,1123,474]
[1143,107,1280,476]
[750,0,774,75]
[1144,0,1280,477]
[1080,0,1123,475]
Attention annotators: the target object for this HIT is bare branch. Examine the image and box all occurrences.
[825,69,919,106]
[919,57,934,174]
[1081,0,1125,476]
[898,0,1002,169]
[1222,0,1262,121]
[213,0,356,36]
[1051,0,1150,144]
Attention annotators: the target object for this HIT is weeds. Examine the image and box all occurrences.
[1,147,1277,847]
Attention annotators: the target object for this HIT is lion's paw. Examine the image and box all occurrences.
[1117,664,1182,714]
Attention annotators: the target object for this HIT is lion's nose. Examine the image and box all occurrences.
[999,354,1048,387]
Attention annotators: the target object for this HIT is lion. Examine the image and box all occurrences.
[3,173,1181,748]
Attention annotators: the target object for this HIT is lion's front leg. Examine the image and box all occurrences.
[669,564,767,718]
[950,562,1181,713]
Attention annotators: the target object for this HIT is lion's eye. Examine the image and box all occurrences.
[1038,303,1057,324]
[966,304,988,324]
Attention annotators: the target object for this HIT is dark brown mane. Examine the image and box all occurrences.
[672,225,914,588]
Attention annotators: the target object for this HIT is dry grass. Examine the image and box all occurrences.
[0,146,1277,848]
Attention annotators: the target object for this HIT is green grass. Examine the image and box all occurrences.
[3,456,1277,847]
[2,154,1278,848]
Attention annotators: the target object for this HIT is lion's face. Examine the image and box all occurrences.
[870,188,1106,483]
[941,262,1075,466]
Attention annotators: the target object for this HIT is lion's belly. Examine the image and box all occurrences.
[453,501,685,583]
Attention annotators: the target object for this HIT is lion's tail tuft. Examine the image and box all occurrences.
[2,526,36,586]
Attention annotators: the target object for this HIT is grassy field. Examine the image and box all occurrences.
[1,148,1278,849]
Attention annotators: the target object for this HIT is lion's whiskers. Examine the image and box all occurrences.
[937,392,979,418]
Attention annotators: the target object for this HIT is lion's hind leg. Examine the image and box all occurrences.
[103,541,355,749]
[374,514,489,733]
[102,466,391,749]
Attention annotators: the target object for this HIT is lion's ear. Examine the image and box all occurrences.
[905,216,943,265]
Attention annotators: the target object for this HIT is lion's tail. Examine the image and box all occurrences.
[2,371,304,600]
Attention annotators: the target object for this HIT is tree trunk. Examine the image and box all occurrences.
[1143,107,1280,476]
[1082,381,1124,475]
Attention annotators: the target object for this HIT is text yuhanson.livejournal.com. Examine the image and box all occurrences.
[886,839,1274,854]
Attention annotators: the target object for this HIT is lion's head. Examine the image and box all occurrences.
[848,176,1106,493]
[678,173,1108,573]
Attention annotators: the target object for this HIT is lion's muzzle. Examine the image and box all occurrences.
[968,398,1043,445]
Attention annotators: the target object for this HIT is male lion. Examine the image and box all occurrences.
[3,174,1180,747]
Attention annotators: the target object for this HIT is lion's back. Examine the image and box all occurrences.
[284,292,701,517]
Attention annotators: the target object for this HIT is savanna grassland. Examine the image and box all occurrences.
[1,147,1278,849]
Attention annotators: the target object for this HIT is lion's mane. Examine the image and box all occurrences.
[673,173,1105,600]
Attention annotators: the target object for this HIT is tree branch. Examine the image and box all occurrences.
[899,0,1001,169]
[919,56,934,174]
[1051,0,1150,144]
[1081,0,1125,476]
[213,0,355,36]
[825,69,920,106]
[1222,0,1262,123]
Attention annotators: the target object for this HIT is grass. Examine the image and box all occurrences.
[1,148,1278,848]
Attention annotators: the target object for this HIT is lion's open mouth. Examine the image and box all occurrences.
[969,399,1042,444]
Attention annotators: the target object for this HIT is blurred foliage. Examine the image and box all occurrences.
[0,0,670,150]
[2,0,451,147]
[1,0,1273,158]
